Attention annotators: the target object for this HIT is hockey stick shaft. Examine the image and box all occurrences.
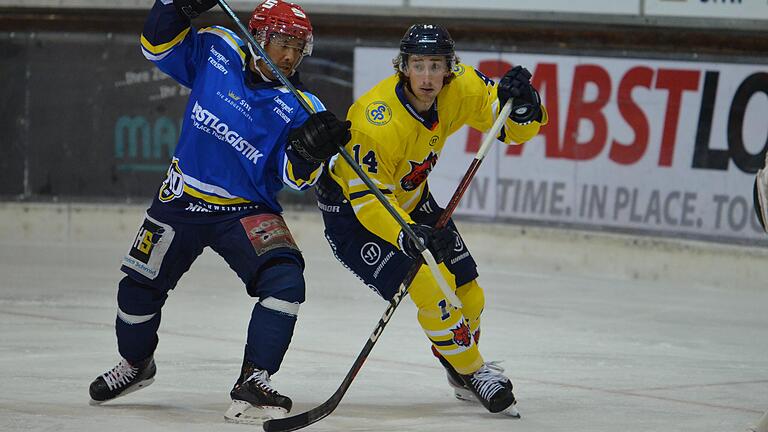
[262,100,514,432]
[216,0,460,308]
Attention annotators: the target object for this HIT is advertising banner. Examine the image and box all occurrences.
[411,0,639,14]
[354,47,768,243]
[645,0,768,20]
[0,31,351,203]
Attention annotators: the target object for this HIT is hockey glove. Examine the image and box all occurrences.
[498,66,543,125]
[288,111,351,163]
[397,224,456,264]
[174,0,217,19]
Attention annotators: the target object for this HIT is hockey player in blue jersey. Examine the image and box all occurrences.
[88,0,349,424]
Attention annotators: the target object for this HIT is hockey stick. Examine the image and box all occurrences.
[215,0,460,308]
[263,100,515,432]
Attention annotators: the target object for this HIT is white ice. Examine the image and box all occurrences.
[1,204,767,432]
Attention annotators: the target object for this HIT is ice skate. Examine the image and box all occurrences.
[224,361,292,425]
[89,356,156,405]
[461,362,520,418]
[432,346,476,402]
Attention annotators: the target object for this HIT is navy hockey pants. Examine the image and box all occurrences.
[321,194,478,301]
[116,203,305,376]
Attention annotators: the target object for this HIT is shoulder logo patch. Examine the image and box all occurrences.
[452,64,466,76]
[365,101,392,126]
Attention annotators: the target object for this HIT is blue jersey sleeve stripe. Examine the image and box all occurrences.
[296,91,326,113]
[349,188,392,201]
[307,93,326,112]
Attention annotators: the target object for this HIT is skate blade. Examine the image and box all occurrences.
[502,403,521,419]
[454,388,478,403]
[88,378,155,406]
[224,400,288,425]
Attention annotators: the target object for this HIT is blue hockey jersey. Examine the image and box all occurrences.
[140,0,325,217]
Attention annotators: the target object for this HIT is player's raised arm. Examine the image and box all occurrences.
[462,63,548,145]
[140,0,221,87]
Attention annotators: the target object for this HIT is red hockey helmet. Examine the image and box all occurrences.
[248,0,313,57]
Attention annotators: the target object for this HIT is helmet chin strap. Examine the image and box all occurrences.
[246,42,296,81]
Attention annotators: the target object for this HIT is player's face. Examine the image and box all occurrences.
[405,55,450,105]
[259,33,305,78]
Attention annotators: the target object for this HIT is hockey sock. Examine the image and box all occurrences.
[245,262,305,375]
[409,264,484,375]
[456,280,484,344]
[116,276,165,363]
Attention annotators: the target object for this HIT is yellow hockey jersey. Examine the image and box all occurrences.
[326,63,548,246]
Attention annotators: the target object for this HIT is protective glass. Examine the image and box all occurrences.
[268,32,306,53]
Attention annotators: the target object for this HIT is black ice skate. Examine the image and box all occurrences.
[224,360,292,425]
[89,356,156,405]
[432,346,476,402]
[461,362,520,417]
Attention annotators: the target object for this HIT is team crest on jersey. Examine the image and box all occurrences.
[158,158,184,202]
[452,63,466,76]
[401,152,438,191]
[451,321,472,347]
[365,101,392,126]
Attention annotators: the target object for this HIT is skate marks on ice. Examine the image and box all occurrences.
[1,220,768,432]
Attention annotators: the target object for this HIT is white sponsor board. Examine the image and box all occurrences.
[645,0,768,20]
[294,0,403,5]
[355,47,768,242]
[411,0,639,14]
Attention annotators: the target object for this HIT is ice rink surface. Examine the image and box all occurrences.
[1,204,767,432]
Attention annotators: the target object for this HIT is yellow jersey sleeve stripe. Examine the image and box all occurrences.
[199,26,246,65]
[282,155,322,190]
[140,27,190,55]
[182,185,251,205]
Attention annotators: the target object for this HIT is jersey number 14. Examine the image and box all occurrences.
[352,144,378,173]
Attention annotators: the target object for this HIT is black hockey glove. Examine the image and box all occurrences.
[498,66,543,125]
[288,111,351,163]
[174,0,217,19]
[397,224,456,264]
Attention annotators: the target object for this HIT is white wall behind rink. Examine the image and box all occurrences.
[2,0,766,27]
[2,202,766,289]
[354,48,768,244]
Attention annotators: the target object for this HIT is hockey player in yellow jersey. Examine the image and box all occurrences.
[315,24,547,417]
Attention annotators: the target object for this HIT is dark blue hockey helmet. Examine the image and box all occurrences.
[396,24,457,72]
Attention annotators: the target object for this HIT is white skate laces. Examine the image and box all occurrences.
[102,359,138,390]
[225,368,291,424]
[469,362,508,401]
[245,369,278,394]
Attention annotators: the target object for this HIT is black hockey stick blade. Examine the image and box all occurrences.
[262,291,408,432]
[261,391,339,432]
